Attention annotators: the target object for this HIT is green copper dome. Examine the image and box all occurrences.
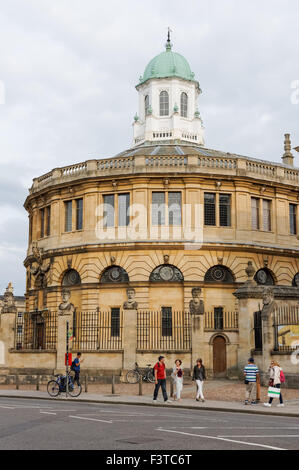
[137,39,200,90]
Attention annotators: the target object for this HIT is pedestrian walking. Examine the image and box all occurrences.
[243,357,259,405]
[153,356,172,404]
[264,360,285,407]
[192,358,206,402]
[171,359,184,401]
[71,352,84,385]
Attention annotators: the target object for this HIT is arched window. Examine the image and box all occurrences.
[62,269,81,287]
[292,273,299,287]
[159,91,169,116]
[149,264,184,282]
[204,265,235,283]
[254,268,275,286]
[180,92,188,117]
[144,95,149,115]
[100,266,129,283]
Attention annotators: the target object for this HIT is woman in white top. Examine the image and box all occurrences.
[264,360,284,407]
[172,359,184,402]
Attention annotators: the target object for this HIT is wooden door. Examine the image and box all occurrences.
[213,336,226,377]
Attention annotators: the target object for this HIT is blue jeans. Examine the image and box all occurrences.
[269,384,283,404]
[153,379,168,401]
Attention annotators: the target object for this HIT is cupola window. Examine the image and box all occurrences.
[180,92,188,117]
[159,91,169,116]
[145,95,149,115]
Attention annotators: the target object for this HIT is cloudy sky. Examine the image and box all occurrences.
[0,0,298,295]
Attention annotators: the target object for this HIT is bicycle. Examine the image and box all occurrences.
[47,373,82,397]
[126,362,155,384]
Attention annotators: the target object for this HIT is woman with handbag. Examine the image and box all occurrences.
[171,359,184,401]
[264,360,284,407]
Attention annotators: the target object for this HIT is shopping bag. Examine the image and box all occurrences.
[267,386,280,398]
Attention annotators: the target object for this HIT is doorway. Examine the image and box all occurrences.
[213,335,227,377]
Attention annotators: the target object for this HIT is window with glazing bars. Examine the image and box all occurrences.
[262,199,271,231]
[168,192,182,226]
[204,193,216,225]
[251,197,259,230]
[290,203,297,235]
[46,206,51,236]
[214,307,223,330]
[219,194,231,227]
[40,208,45,238]
[118,193,130,226]
[145,95,149,115]
[152,192,165,226]
[111,308,120,337]
[103,195,115,227]
[159,91,169,116]
[180,92,188,117]
[76,198,83,230]
[161,307,172,337]
[64,201,72,232]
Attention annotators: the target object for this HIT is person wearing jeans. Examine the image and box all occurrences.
[193,358,206,402]
[153,356,171,403]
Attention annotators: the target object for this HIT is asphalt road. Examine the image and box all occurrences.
[0,397,299,450]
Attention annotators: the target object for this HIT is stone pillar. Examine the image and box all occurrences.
[55,313,71,373]
[121,309,137,380]
[191,315,204,367]
[0,312,16,368]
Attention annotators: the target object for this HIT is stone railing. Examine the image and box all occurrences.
[29,151,299,194]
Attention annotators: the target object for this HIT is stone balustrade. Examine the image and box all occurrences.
[29,150,299,194]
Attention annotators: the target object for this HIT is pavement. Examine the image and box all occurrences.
[0,388,298,417]
[1,396,299,450]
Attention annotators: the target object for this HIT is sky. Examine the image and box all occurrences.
[0,0,298,295]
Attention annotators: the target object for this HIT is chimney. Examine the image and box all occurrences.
[282,133,294,166]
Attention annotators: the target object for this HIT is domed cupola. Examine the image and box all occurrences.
[133,31,204,147]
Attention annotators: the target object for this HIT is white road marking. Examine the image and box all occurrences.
[40,411,57,415]
[69,415,112,424]
[157,428,286,451]
[0,405,14,409]
[218,435,299,438]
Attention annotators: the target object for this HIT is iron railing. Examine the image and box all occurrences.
[137,311,191,351]
[15,311,57,350]
[204,311,238,331]
[71,310,123,351]
[273,306,299,352]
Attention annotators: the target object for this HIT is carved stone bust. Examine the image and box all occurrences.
[261,287,276,320]
[58,289,75,316]
[123,288,138,310]
[189,287,204,315]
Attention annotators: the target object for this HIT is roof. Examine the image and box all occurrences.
[137,42,200,90]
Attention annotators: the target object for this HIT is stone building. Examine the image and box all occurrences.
[1,34,299,383]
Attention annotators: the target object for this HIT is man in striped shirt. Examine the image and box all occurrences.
[244,358,259,405]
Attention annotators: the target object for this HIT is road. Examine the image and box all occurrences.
[0,397,298,450]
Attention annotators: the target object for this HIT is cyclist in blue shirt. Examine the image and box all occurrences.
[72,352,84,385]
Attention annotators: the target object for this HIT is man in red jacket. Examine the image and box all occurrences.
[153,356,171,403]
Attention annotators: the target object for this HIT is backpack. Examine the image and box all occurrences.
[280,370,285,383]
[70,360,76,372]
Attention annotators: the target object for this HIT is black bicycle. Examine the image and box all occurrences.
[126,362,155,384]
[47,373,82,397]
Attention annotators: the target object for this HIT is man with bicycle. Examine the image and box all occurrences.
[153,356,172,404]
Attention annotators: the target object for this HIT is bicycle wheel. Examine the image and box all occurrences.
[126,370,139,384]
[47,380,60,397]
[146,369,155,383]
[68,382,82,397]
